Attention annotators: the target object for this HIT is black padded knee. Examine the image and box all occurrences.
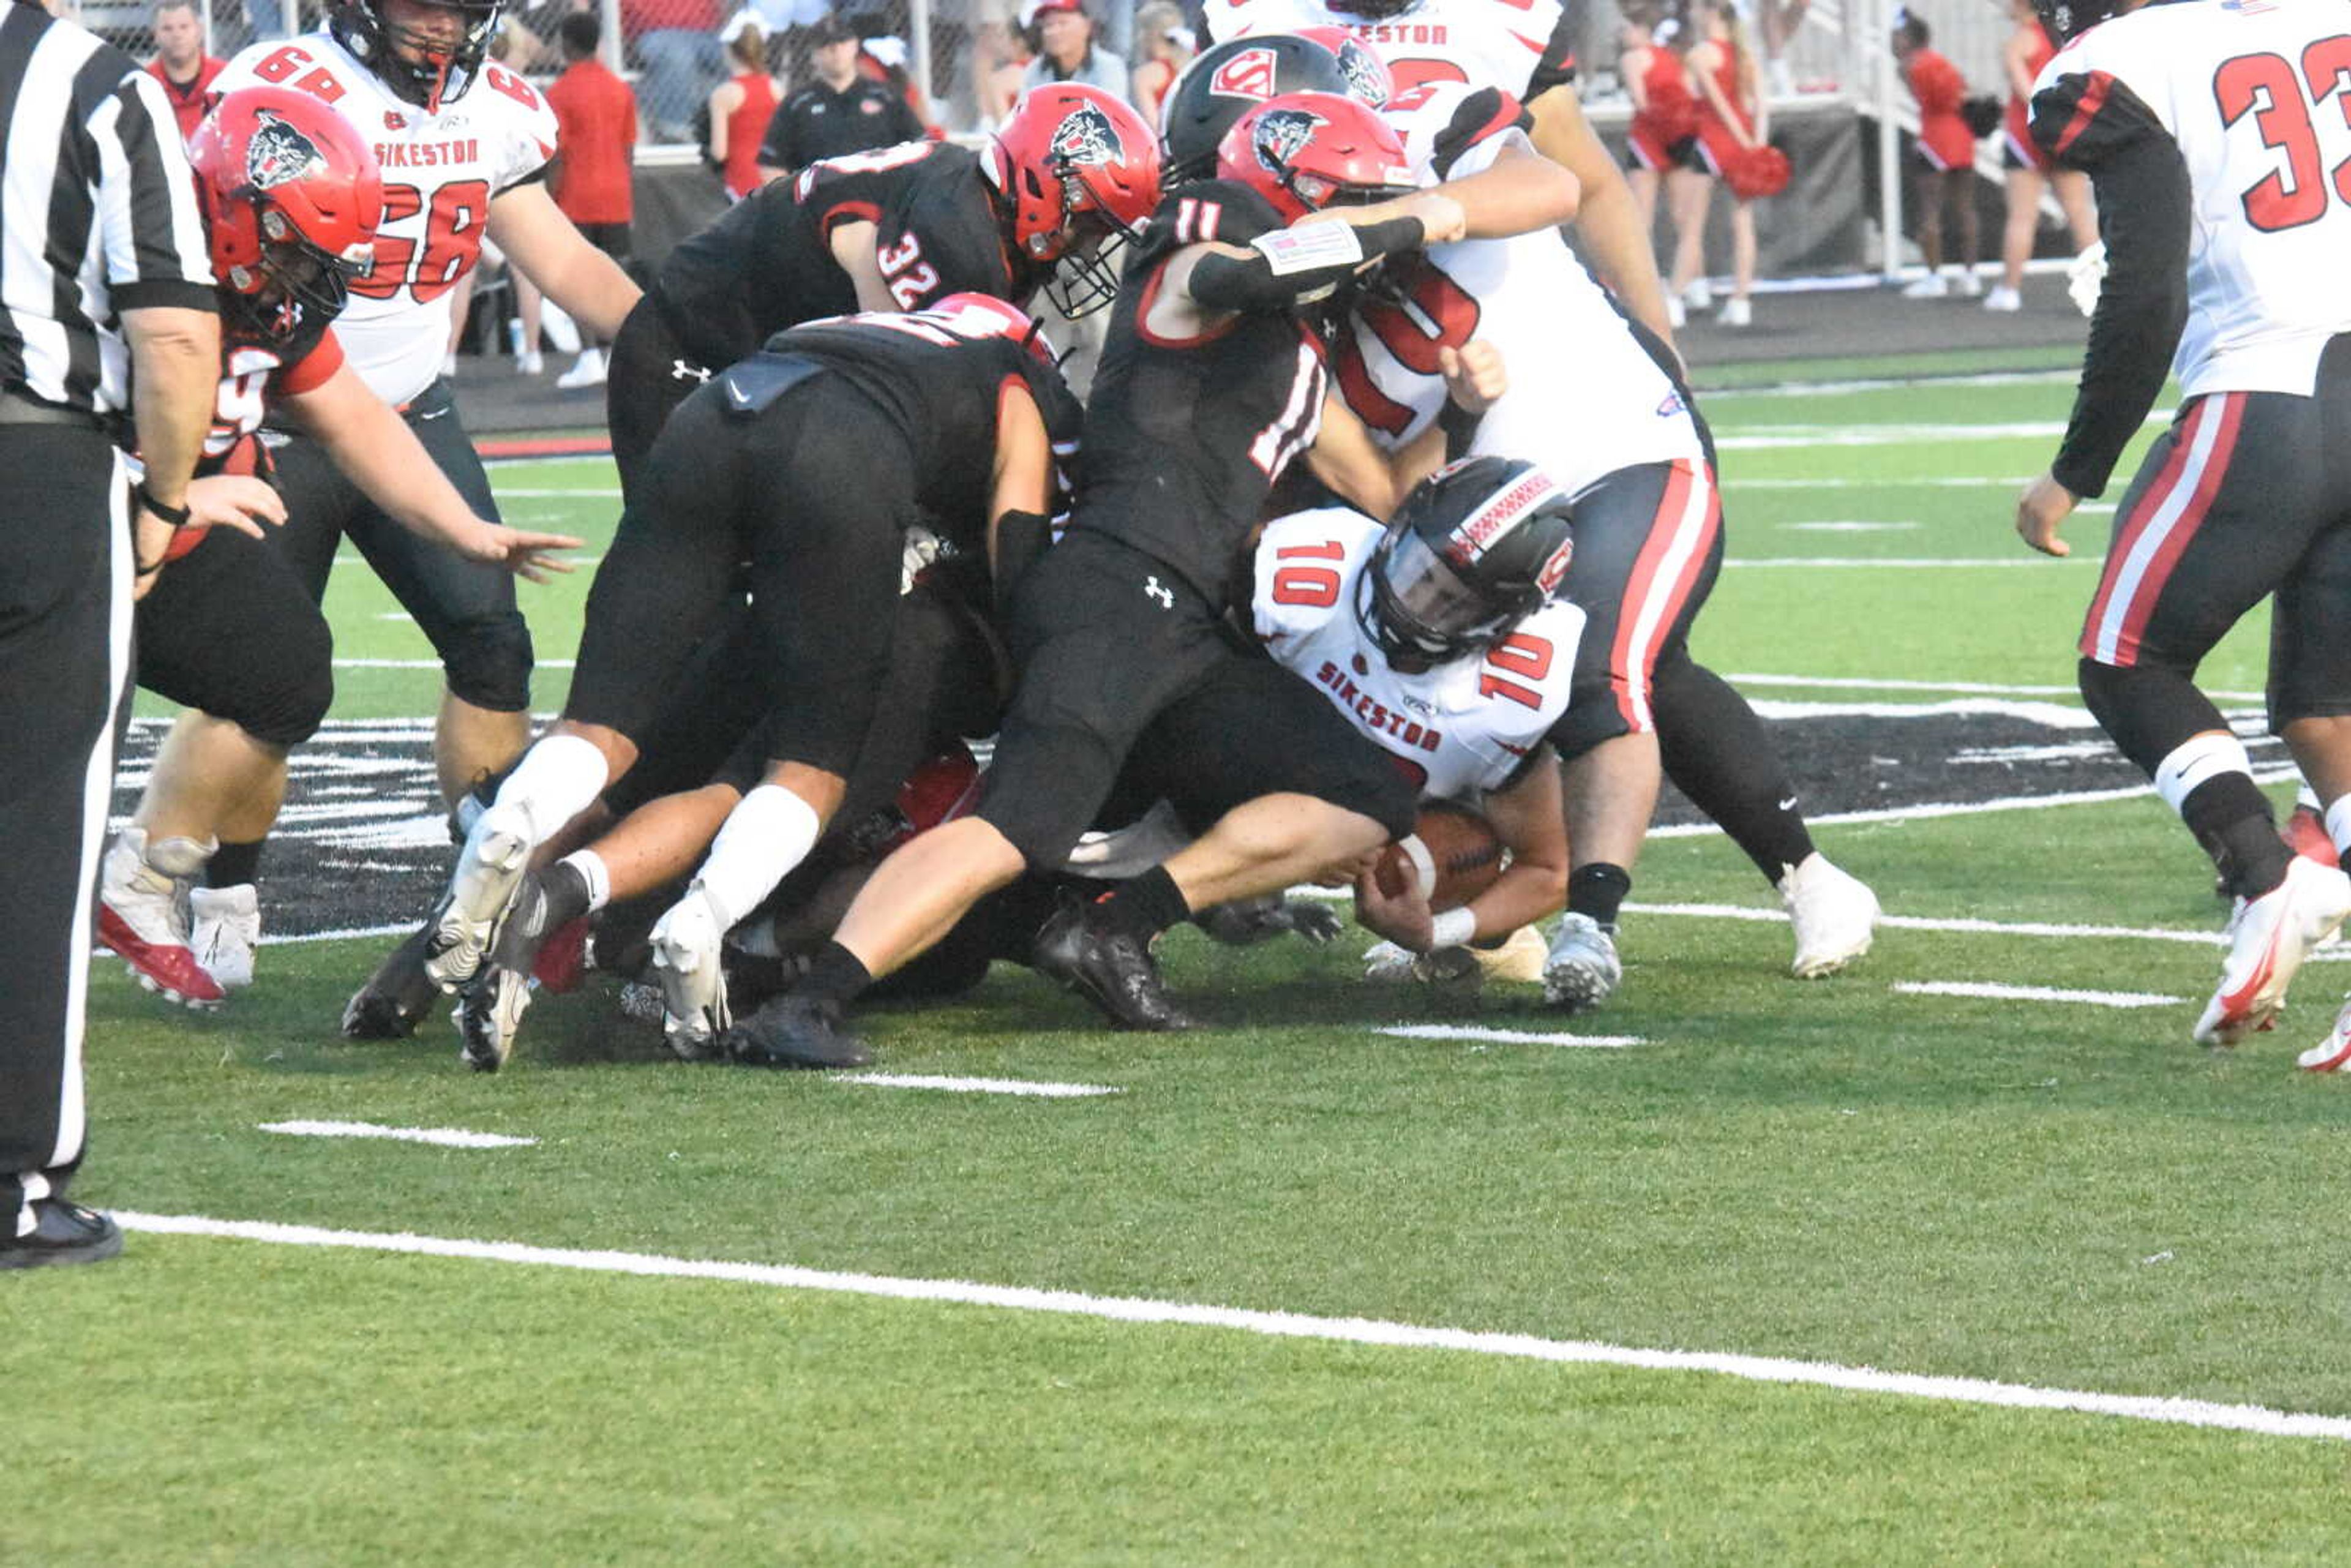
[440,612,534,714]
[2076,655,2231,779]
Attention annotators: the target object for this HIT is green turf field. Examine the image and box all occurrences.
[26,367,2351,1565]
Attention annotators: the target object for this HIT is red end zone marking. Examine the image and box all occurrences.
[478,433,612,460]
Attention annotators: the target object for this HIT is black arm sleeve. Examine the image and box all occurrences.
[2030,72,2189,499]
[1187,216,1426,312]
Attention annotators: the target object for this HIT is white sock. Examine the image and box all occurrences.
[692,784,823,930]
[491,734,609,846]
[2153,732,2252,818]
[2298,783,2323,812]
[2326,798,2351,865]
[558,849,612,912]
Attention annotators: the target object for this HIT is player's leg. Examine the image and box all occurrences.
[2074,386,2350,1043]
[1542,457,1719,1010]
[1665,164,1712,310]
[432,389,755,991]
[1997,160,2042,300]
[1032,655,1415,1029]
[725,539,1226,1065]
[105,528,333,1004]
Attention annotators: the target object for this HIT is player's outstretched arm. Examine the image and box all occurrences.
[825,219,902,314]
[1528,83,1676,345]
[1430,142,1580,240]
[1177,194,1461,320]
[986,380,1056,611]
[1472,752,1571,938]
[283,363,584,582]
[487,182,644,341]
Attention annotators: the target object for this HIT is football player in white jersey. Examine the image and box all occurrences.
[1344,81,1877,1006]
[1205,0,1679,343]
[2015,0,2351,1058]
[1252,457,1575,972]
[206,0,640,1031]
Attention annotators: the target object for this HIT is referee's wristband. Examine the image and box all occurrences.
[1429,907,1477,952]
[134,482,192,529]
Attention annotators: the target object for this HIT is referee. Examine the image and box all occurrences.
[1,0,219,1269]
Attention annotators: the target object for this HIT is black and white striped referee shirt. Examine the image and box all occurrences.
[0,0,212,419]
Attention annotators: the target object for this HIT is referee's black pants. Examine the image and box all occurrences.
[0,425,132,1236]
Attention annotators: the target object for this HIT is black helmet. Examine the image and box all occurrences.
[1160,34,1350,187]
[1360,457,1577,670]
[329,0,507,111]
[2030,0,2120,42]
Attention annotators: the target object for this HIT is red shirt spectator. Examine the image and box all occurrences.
[719,70,776,200]
[145,0,223,144]
[547,36,638,226]
[621,0,721,39]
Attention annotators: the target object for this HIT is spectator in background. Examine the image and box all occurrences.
[547,9,637,387]
[1021,0,1123,97]
[1757,0,1808,97]
[145,0,222,142]
[852,24,939,136]
[1989,0,2091,313]
[1620,7,1696,271]
[1894,10,1979,299]
[626,0,726,141]
[757,12,923,180]
[1671,0,1764,328]
[970,13,1030,129]
[707,12,778,198]
[1128,1,1190,130]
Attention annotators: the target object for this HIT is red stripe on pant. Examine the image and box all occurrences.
[2111,392,2246,664]
[2078,400,2203,660]
[1608,460,1719,732]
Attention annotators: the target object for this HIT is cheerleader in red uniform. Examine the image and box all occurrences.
[1621,6,1699,258]
[1989,0,2094,310]
[1667,0,1766,326]
[1894,10,1981,298]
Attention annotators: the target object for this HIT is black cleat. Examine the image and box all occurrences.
[342,920,441,1039]
[721,992,872,1070]
[0,1199,123,1270]
[456,965,531,1073]
[487,872,560,977]
[1032,899,1197,1032]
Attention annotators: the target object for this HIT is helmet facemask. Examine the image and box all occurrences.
[336,0,505,111]
[225,208,367,343]
[1359,528,1518,673]
[1040,167,1140,318]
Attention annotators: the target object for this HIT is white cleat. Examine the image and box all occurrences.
[1901,273,1949,299]
[190,883,260,990]
[1542,913,1622,1011]
[1362,940,1480,985]
[555,348,606,389]
[1781,853,1880,978]
[1982,285,2023,313]
[2194,857,2351,1046]
[651,888,732,1060]
[1717,296,1753,328]
[2297,996,2351,1073]
[97,828,223,1008]
[424,801,536,992]
[456,966,533,1073]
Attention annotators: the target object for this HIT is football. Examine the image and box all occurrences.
[1370,801,1505,912]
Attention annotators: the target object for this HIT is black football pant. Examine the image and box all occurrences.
[1547,457,1815,882]
[135,523,333,748]
[604,299,714,505]
[976,531,1417,867]
[2076,336,2351,768]
[566,370,915,781]
[263,378,532,715]
[0,426,132,1234]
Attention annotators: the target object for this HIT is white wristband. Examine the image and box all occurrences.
[1428,907,1477,952]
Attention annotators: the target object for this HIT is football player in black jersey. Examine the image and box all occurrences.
[603,83,1158,497]
[721,92,1498,1066]
[415,296,1084,1068]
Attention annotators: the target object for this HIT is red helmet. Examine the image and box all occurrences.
[1215,91,1414,225]
[988,83,1162,316]
[190,88,382,345]
[1291,25,1393,108]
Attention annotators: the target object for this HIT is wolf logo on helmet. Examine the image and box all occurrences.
[1252,107,1323,174]
[1048,102,1123,168]
[246,109,328,191]
[1331,42,1392,108]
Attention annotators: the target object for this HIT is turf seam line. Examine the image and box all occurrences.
[110,1212,2351,1444]
[257,1120,538,1149]
[1891,981,2183,1009]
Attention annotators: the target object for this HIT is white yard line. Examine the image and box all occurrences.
[1376,1025,1644,1048]
[1733,475,2039,489]
[837,1073,1121,1098]
[1722,557,2094,569]
[333,658,577,670]
[1622,901,2255,952]
[258,921,413,947]
[257,1120,536,1149]
[1649,764,2301,839]
[1892,981,2181,1009]
[1710,369,2076,399]
[111,1211,2351,1444]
